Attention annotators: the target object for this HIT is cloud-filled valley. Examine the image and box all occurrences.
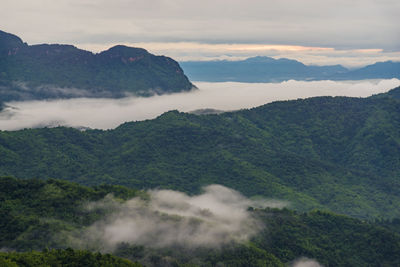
[0,79,399,130]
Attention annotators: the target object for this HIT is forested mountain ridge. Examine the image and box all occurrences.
[1,177,399,267]
[1,87,399,218]
[0,30,194,101]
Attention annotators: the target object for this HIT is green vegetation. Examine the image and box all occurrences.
[0,30,194,101]
[373,86,400,99]
[113,244,285,267]
[1,87,400,219]
[0,176,142,250]
[1,177,400,266]
[0,249,142,267]
[255,208,400,266]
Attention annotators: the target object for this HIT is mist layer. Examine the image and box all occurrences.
[1,79,399,130]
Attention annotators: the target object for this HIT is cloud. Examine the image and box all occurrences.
[0,81,119,101]
[1,1,399,67]
[292,257,324,267]
[1,0,399,53]
[1,79,399,130]
[65,185,284,251]
[1,79,399,131]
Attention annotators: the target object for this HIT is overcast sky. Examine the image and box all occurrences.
[1,0,399,66]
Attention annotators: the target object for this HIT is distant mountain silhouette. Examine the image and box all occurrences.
[180,57,399,82]
[332,61,400,80]
[0,30,195,102]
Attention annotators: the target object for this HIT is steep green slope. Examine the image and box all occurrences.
[0,177,142,250]
[1,177,399,267]
[0,30,194,100]
[0,88,399,218]
[0,249,142,267]
[254,208,400,267]
[373,85,400,99]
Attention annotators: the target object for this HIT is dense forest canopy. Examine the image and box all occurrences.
[0,249,142,267]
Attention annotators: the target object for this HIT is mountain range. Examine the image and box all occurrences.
[180,56,400,82]
[1,86,399,220]
[0,30,194,103]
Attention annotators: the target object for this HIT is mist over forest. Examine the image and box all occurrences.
[1,79,399,130]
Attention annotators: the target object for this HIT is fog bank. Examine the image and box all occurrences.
[66,185,284,251]
[1,79,399,130]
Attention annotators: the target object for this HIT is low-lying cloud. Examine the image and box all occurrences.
[0,81,120,100]
[1,79,399,130]
[292,258,324,267]
[66,185,285,251]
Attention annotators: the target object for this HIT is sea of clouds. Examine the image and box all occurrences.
[0,79,399,130]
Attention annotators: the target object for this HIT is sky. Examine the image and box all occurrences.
[1,79,399,130]
[1,0,399,67]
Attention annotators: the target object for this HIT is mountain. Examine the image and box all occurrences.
[0,30,194,101]
[0,87,399,219]
[1,176,399,267]
[332,60,400,80]
[180,56,348,82]
[180,57,399,82]
[0,30,25,54]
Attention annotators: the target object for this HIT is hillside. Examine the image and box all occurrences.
[0,87,399,219]
[0,249,142,267]
[180,57,399,82]
[0,30,194,101]
[1,177,399,267]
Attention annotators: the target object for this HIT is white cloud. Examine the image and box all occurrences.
[66,185,283,251]
[1,79,399,130]
[292,257,324,267]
